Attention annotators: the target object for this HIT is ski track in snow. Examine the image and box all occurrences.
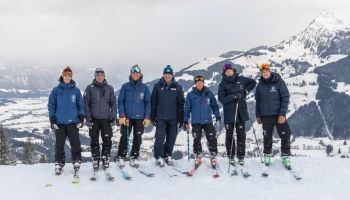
[0,157,349,200]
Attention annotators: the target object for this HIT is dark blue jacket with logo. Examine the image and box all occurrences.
[151,78,185,121]
[184,87,220,125]
[255,72,290,117]
[48,80,85,124]
[218,73,256,124]
[118,76,151,119]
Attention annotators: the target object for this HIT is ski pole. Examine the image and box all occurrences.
[187,128,190,162]
[250,116,263,163]
[126,119,131,159]
[228,101,239,173]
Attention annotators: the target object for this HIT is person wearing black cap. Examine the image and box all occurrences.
[184,75,221,168]
[83,67,117,172]
[218,63,256,167]
[151,65,185,167]
[48,66,85,177]
[255,63,292,169]
[116,64,151,167]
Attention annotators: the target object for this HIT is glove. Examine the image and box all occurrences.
[49,116,58,130]
[110,118,116,127]
[143,119,151,127]
[233,93,242,100]
[119,117,127,126]
[183,122,189,132]
[256,117,262,124]
[76,115,84,128]
[151,118,157,127]
[178,121,184,129]
[278,115,286,124]
[215,117,221,124]
[86,121,93,129]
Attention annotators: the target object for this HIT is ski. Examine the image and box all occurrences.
[132,164,155,177]
[72,172,80,184]
[104,168,115,181]
[171,163,188,174]
[284,167,302,180]
[261,164,270,177]
[236,164,251,178]
[162,164,178,177]
[90,170,99,181]
[186,161,202,176]
[116,163,132,180]
[230,164,239,176]
[208,159,220,178]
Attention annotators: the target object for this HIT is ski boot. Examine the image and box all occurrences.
[264,154,272,166]
[101,156,110,170]
[55,163,64,176]
[210,156,217,167]
[164,156,174,166]
[129,157,140,167]
[92,158,100,172]
[282,156,291,170]
[194,155,202,165]
[116,157,125,168]
[155,158,165,167]
[238,158,245,166]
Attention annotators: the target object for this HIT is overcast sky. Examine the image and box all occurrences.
[1,0,350,80]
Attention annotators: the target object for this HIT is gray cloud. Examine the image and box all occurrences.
[0,0,350,81]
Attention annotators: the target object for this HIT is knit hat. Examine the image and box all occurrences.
[222,63,234,72]
[163,65,173,75]
[62,66,73,77]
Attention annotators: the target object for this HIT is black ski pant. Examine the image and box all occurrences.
[154,119,178,159]
[89,118,113,161]
[55,124,82,166]
[117,119,144,159]
[225,120,246,160]
[192,123,218,157]
[261,116,292,156]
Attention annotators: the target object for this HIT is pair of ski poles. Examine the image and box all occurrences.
[227,101,263,173]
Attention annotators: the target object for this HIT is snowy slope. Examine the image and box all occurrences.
[0,157,349,200]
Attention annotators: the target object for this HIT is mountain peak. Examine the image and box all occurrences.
[308,11,346,32]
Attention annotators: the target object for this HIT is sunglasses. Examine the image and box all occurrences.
[259,63,270,71]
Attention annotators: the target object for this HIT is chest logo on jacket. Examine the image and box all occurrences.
[71,95,76,103]
[270,86,277,93]
[140,92,144,100]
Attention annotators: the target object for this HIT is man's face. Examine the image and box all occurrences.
[262,69,271,79]
[163,73,173,83]
[62,74,72,84]
[225,69,234,77]
[131,72,141,81]
[95,73,105,83]
[195,81,204,91]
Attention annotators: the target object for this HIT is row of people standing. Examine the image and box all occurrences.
[48,62,293,175]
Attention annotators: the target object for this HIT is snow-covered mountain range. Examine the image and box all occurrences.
[1,12,350,162]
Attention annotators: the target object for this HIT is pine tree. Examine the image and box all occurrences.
[344,140,347,145]
[39,153,47,163]
[23,137,36,165]
[338,148,341,154]
[326,144,333,156]
[0,125,17,165]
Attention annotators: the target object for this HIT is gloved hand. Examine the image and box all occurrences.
[119,117,127,126]
[86,121,93,129]
[110,118,116,127]
[143,119,151,127]
[178,121,184,129]
[77,115,84,128]
[256,117,262,124]
[183,122,190,132]
[49,116,58,130]
[278,115,286,124]
[233,93,242,100]
[151,118,157,127]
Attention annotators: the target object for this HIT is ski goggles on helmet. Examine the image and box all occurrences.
[194,76,205,83]
[95,68,105,76]
[131,65,141,73]
[259,63,270,71]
